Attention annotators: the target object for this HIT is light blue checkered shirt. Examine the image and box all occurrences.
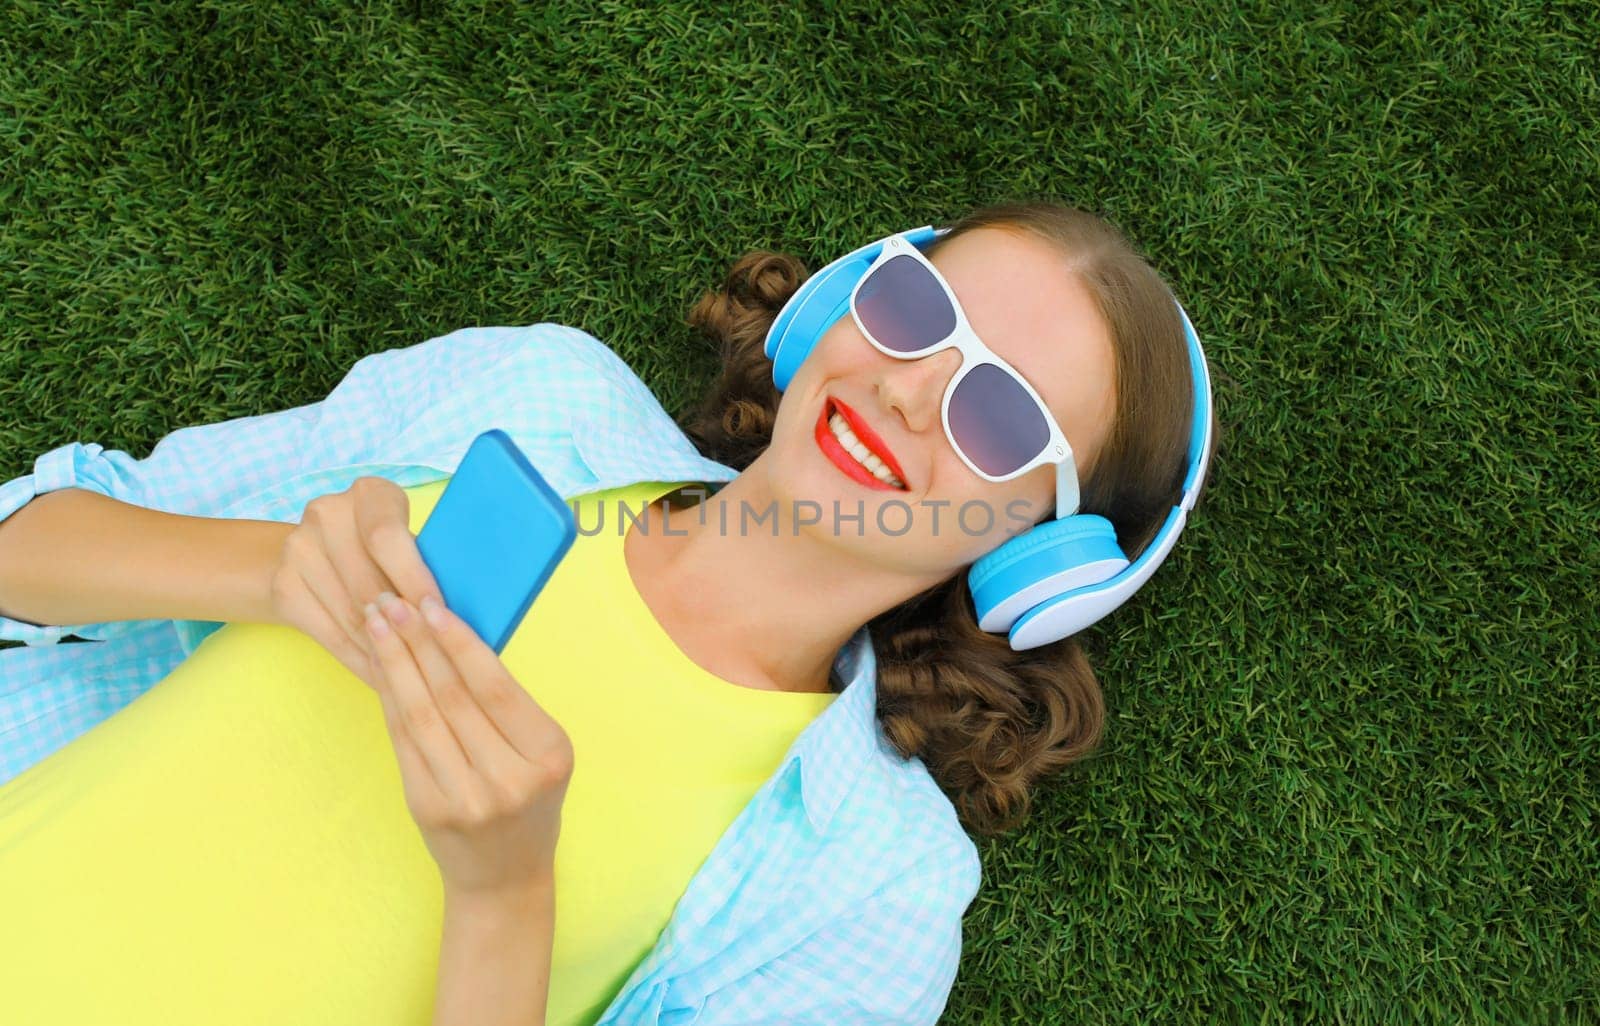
[0,323,981,1025]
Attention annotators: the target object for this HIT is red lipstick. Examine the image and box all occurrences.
[814,396,910,491]
[827,397,908,482]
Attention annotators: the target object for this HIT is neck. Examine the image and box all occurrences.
[629,456,948,694]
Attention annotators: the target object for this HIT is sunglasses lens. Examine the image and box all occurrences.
[855,254,955,352]
[948,364,1052,476]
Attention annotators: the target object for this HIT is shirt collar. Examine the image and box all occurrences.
[789,622,884,835]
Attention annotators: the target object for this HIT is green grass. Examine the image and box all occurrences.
[2,1,1596,1022]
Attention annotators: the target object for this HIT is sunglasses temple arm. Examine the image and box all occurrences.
[1056,455,1081,521]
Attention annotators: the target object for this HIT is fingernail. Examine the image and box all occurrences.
[363,601,379,622]
[376,590,397,609]
[420,594,446,628]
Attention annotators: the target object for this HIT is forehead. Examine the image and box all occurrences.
[927,226,1116,423]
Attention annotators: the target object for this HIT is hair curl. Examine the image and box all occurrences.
[676,199,1221,838]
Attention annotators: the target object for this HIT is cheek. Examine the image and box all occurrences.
[782,343,836,406]
[948,476,1042,542]
[777,363,826,430]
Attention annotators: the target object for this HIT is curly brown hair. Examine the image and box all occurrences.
[676,199,1221,838]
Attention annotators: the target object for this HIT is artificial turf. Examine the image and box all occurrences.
[1,2,1596,1022]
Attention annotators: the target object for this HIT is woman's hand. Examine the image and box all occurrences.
[364,589,574,898]
[269,476,443,690]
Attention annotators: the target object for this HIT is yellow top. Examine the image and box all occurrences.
[0,477,836,1026]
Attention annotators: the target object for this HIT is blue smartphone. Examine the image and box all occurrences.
[414,429,577,654]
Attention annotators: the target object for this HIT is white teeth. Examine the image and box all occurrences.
[828,413,905,488]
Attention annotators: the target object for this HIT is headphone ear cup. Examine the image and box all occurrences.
[967,514,1129,634]
[767,281,849,391]
[765,226,945,391]
[765,251,870,390]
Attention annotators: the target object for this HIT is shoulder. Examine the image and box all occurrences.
[376,323,639,385]
[845,746,985,913]
[691,811,979,1026]
[417,322,610,357]
[383,322,679,441]
[891,780,984,911]
[507,322,650,384]
[488,323,673,415]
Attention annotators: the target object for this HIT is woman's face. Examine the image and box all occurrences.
[764,225,1119,578]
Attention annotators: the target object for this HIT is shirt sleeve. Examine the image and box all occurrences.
[678,837,983,1026]
[0,324,532,647]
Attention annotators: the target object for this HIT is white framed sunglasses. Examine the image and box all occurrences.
[848,232,1081,520]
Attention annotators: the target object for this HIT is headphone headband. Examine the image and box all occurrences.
[928,224,1214,520]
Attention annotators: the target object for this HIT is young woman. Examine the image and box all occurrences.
[0,199,1219,1025]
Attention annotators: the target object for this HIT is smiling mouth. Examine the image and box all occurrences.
[814,397,909,491]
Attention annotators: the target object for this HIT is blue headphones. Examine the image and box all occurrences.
[764,224,1215,650]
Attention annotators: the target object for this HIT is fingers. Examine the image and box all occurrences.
[403,595,561,770]
[318,481,405,627]
[292,479,442,667]
[284,527,373,659]
[374,592,521,781]
[369,655,450,816]
[271,555,384,689]
[353,477,447,612]
[365,597,477,804]
[324,623,382,690]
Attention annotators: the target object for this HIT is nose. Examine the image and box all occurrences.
[878,347,963,433]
